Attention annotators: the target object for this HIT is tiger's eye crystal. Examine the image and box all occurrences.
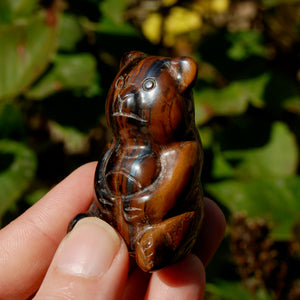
[69,51,204,272]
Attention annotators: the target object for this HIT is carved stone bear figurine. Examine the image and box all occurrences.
[69,51,204,272]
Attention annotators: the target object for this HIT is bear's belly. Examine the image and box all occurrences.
[106,149,160,196]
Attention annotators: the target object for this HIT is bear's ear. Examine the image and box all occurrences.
[120,51,147,69]
[170,57,198,92]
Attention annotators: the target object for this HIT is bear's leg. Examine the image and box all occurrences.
[135,211,200,272]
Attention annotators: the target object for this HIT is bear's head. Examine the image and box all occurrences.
[106,51,198,145]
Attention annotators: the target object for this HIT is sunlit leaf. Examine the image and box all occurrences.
[0,140,37,221]
[162,0,178,6]
[223,122,298,179]
[142,13,162,44]
[207,122,299,239]
[26,54,97,99]
[198,126,214,148]
[0,11,58,100]
[210,0,230,12]
[193,0,230,13]
[206,176,300,240]
[164,7,202,46]
[194,73,270,125]
[194,71,300,125]
[142,5,203,46]
[194,82,249,124]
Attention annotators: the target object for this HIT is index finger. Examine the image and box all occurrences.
[0,162,97,299]
[194,197,226,266]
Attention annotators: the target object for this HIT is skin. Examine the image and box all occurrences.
[0,162,226,300]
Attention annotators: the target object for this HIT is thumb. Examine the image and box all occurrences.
[34,217,129,300]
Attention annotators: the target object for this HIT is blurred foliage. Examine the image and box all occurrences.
[0,0,299,299]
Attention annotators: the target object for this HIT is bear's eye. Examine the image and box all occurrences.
[142,78,156,91]
[115,76,124,89]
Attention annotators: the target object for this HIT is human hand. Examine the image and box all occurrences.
[0,162,225,299]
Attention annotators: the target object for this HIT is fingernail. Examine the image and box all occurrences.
[55,217,121,278]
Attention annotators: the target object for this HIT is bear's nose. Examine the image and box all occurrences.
[113,93,147,124]
[120,93,135,109]
[117,93,136,113]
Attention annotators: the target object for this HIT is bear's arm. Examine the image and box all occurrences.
[123,140,201,223]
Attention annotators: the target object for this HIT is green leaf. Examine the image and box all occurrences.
[98,0,137,35]
[58,13,83,51]
[0,1,13,24]
[194,82,249,125]
[100,0,129,24]
[48,121,89,155]
[206,176,300,240]
[25,188,48,205]
[211,149,236,179]
[238,72,271,108]
[198,126,214,149]
[194,73,270,124]
[0,11,59,100]
[194,71,300,125]
[227,31,269,61]
[207,122,299,239]
[26,53,97,99]
[240,71,300,114]
[0,101,24,139]
[223,122,299,179]
[263,72,300,114]
[0,0,38,24]
[206,281,272,300]
[0,140,37,221]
